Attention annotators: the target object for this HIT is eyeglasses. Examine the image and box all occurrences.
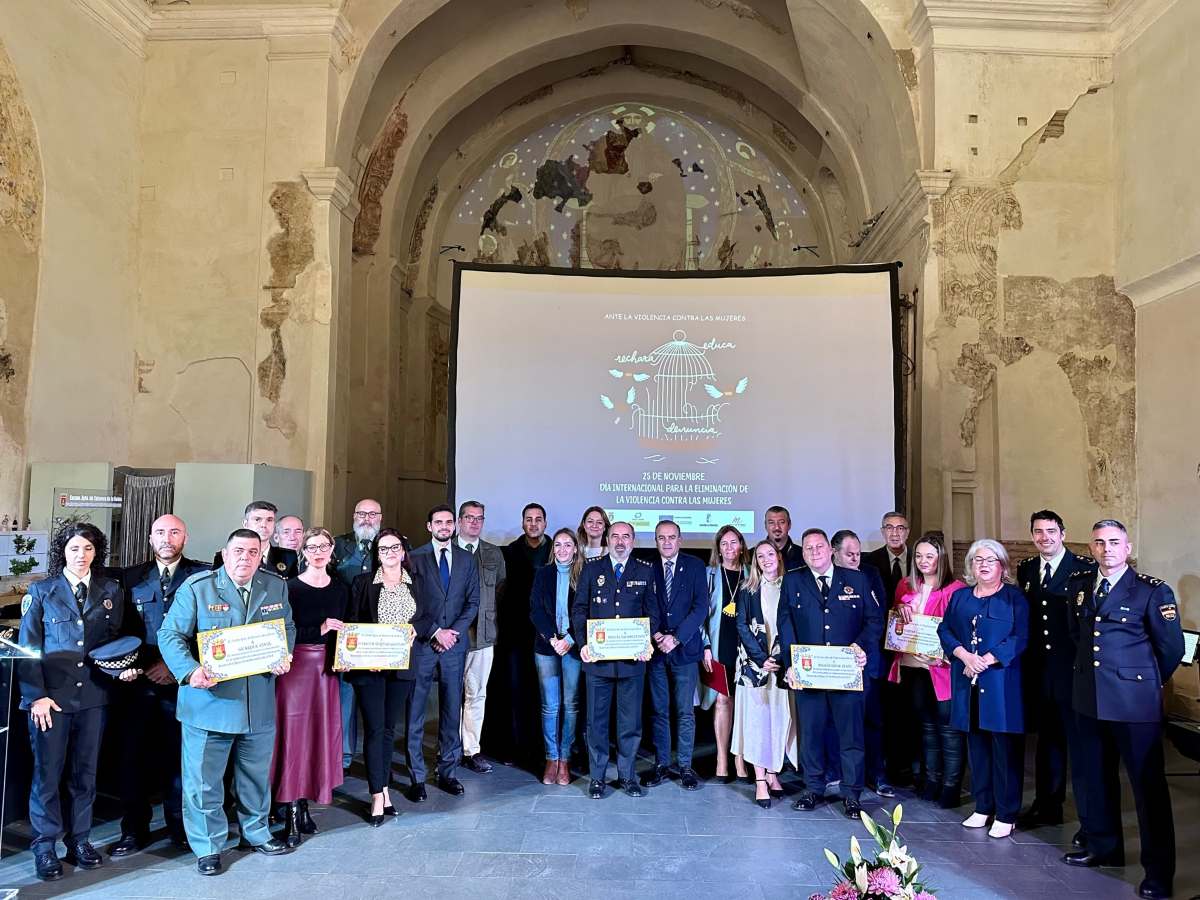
[972,557,1001,566]
[354,510,382,519]
[378,544,405,556]
[882,524,909,532]
[304,542,333,553]
[460,514,485,523]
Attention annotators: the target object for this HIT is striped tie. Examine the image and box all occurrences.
[664,559,674,603]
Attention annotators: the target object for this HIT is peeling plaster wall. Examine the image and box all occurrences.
[0,3,141,496]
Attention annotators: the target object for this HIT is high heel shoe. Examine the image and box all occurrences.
[754,779,772,809]
[382,803,397,817]
[297,798,318,834]
[282,802,302,848]
[767,774,784,799]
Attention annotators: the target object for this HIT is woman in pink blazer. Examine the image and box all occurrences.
[887,532,966,807]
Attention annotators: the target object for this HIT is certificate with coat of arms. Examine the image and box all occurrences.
[586,617,652,661]
[789,644,864,691]
[197,619,290,683]
[334,623,414,670]
[883,612,945,660]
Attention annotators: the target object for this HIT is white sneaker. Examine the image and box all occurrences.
[962,812,990,828]
[988,820,1014,839]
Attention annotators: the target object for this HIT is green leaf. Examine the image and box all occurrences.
[823,848,841,870]
[892,803,903,828]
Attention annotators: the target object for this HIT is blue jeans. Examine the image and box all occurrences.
[534,651,582,760]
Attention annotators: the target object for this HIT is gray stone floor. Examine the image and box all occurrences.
[1,742,1197,899]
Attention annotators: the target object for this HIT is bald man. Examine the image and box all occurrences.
[110,515,210,857]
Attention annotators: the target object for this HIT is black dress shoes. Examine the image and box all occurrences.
[382,803,398,817]
[369,813,385,828]
[620,778,644,797]
[1137,878,1172,899]
[463,754,494,774]
[1018,804,1063,828]
[65,841,103,869]
[680,768,700,791]
[34,850,63,881]
[407,783,428,803]
[843,798,863,820]
[197,854,222,876]
[436,776,465,796]
[639,765,667,787]
[1062,850,1125,868]
[793,792,818,811]
[251,838,293,856]
[1071,829,1086,848]
[109,833,147,858]
[589,779,605,799]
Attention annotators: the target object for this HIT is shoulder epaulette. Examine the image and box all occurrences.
[193,569,219,582]
[1137,572,1164,587]
[1067,568,1093,579]
[630,557,652,568]
[1019,555,1037,566]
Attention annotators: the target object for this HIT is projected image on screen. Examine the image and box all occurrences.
[450,265,898,546]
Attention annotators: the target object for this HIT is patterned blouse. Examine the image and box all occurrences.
[374,567,416,624]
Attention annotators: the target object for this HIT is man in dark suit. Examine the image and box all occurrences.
[572,522,659,799]
[1016,509,1095,832]
[765,505,805,572]
[109,514,210,857]
[1063,519,1184,900]
[213,500,298,579]
[643,521,709,790]
[780,528,882,819]
[405,504,481,801]
[863,510,912,785]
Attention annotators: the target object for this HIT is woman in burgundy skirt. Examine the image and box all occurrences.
[270,527,348,846]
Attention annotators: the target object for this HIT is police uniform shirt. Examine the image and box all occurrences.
[63,569,92,599]
[810,564,834,594]
[1095,564,1128,595]
[1039,547,1066,582]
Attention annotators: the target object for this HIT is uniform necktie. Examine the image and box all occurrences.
[74,580,87,606]
[1097,577,1110,600]
[239,586,250,607]
[819,575,830,600]
[160,566,172,596]
[1042,562,1051,588]
[664,559,674,603]
[614,562,624,582]
[439,547,450,593]
[466,543,475,554]
[891,556,901,583]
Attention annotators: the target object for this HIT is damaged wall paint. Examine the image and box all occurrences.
[354,90,410,256]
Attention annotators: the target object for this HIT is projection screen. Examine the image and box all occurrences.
[450,264,900,546]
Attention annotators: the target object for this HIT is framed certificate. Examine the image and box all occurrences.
[334,623,415,671]
[197,619,290,683]
[586,617,652,662]
[789,644,864,691]
[884,612,945,660]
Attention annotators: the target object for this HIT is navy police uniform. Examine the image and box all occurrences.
[1068,566,1183,891]
[17,571,123,856]
[571,555,660,786]
[113,556,210,844]
[777,565,882,802]
[1017,550,1095,822]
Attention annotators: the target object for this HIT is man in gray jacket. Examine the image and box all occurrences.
[456,500,506,773]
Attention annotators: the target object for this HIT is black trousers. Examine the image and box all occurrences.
[882,672,917,782]
[407,646,465,783]
[1029,691,1080,816]
[354,676,414,794]
[906,670,964,796]
[28,706,105,853]
[586,672,643,783]
[1074,713,1175,887]
[113,681,184,838]
[798,691,864,799]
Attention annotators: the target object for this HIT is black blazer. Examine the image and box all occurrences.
[529,563,580,657]
[345,572,421,681]
[865,545,910,604]
[407,543,480,653]
[734,583,786,689]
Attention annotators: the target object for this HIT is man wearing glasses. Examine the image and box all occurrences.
[455,501,506,774]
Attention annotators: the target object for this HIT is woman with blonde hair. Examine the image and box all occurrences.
[730,540,798,807]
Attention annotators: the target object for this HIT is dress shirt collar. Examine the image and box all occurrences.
[811,564,834,587]
[63,570,92,590]
[456,536,478,553]
[1097,565,1128,592]
[609,552,631,571]
[1040,547,1067,577]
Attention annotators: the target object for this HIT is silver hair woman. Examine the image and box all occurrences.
[961,539,1015,586]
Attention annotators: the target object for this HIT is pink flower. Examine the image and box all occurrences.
[830,883,861,900]
[866,868,902,896]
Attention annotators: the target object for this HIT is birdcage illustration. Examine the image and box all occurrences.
[630,330,726,445]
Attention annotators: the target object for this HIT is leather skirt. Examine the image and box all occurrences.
[269,643,344,803]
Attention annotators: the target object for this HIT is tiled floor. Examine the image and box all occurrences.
[1,741,1197,899]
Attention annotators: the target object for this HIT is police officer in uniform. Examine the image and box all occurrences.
[18,523,125,881]
[780,528,882,819]
[109,513,210,857]
[571,521,659,799]
[1063,519,1183,900]
[213,500,298,579]
[1016,509,1095,833]
[159,529,296,876]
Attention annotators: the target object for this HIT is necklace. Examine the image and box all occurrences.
[721,566,741,616]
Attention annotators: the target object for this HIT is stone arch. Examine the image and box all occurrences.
[0,37,44,515]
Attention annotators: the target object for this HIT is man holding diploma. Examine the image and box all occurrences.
[572,522,659,799]
[779,529,882,819]
[159,529,296,876]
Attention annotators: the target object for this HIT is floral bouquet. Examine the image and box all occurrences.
[807,805,937,900]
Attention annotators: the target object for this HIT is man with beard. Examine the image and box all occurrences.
[110,515,210,857]
[484,503,551,770]
[765,506,805,573]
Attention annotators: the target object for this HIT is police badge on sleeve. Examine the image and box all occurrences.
[21,594,33,616]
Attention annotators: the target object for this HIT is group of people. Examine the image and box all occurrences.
[15,498,1185,899]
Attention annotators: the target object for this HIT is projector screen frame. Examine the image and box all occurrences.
[447,261,905,529]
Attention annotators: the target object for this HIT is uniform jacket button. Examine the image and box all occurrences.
[1043,614,1048,620]
[1094,616,1101,622]
[1093,645,1100,652]
[77,661,83,668]
[1045,644,1052,650]
[1093,631,1100,637]
[77,619,83,625]
[1137,674,1143,680]
[76,682,83,688]
[1093,660,1100,667]
[980,688,985,693]
[824,624,831,630]
[1043,629,1049,635]
[77,640,84,646]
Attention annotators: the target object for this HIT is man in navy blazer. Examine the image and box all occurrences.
[643,521,708,790]
[405,504,481,801]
